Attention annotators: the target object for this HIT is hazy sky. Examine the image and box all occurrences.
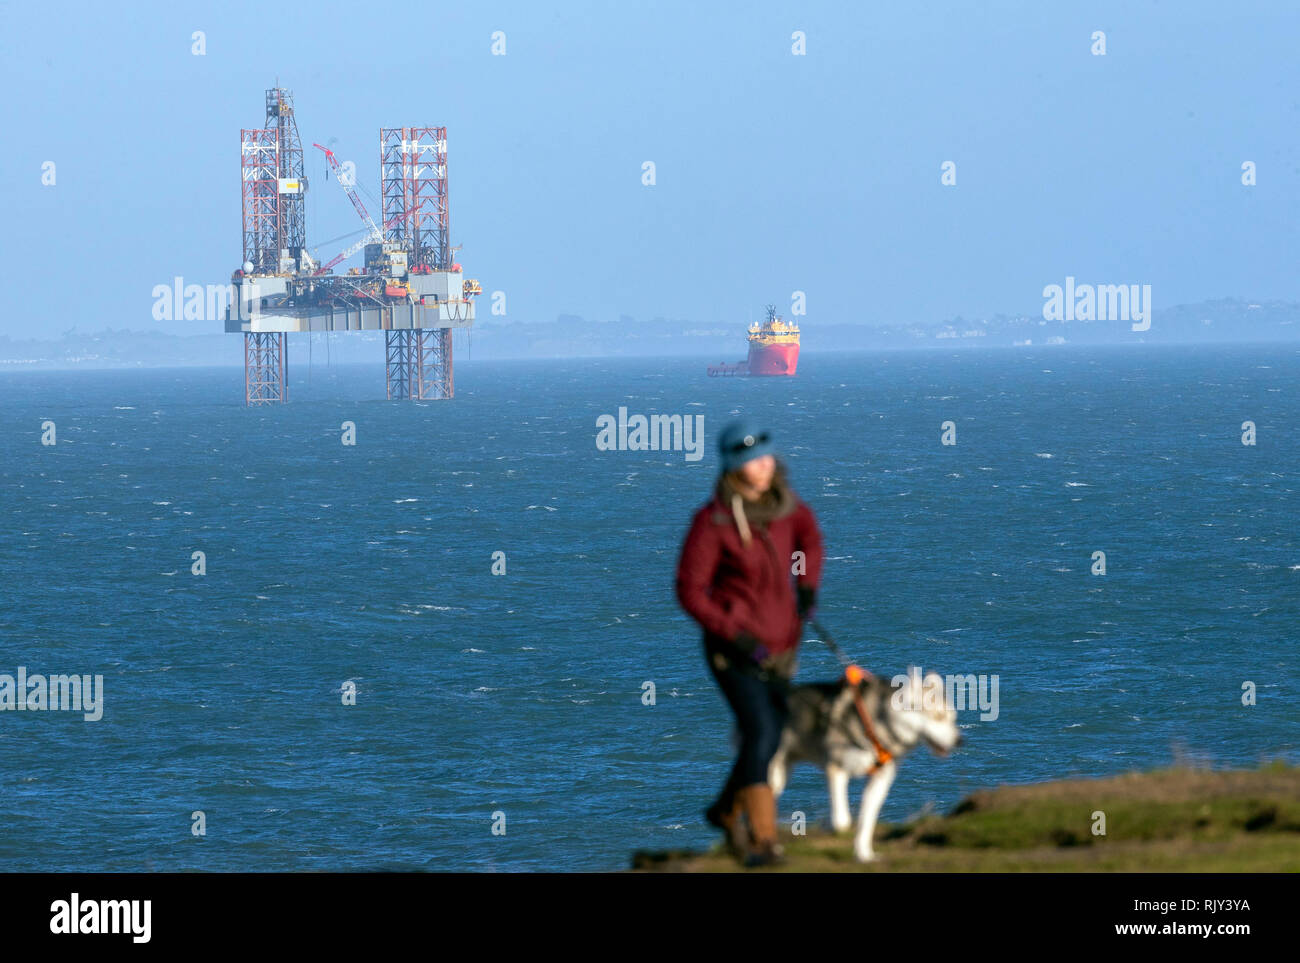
[3,0,1298,339]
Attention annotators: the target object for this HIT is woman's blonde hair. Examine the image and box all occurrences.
[721,455,788,490]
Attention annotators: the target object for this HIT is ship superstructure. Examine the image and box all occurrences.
[707,304,800,377]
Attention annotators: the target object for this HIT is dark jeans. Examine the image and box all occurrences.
[706,643,791,800]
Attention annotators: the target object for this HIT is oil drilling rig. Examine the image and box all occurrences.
[224,86,479,404]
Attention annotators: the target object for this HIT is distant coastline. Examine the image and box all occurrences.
[1,297,1297,370]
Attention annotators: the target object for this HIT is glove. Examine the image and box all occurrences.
[731,631,771,665]
[727,633,795,687]
[796,585,817,622]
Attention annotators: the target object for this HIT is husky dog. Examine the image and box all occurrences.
[768,669,963,862]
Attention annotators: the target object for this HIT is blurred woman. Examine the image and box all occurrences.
[675,418,823,866]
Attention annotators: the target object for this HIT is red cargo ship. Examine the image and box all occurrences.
[707,305,800,377]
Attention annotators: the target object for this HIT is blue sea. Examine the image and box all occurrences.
[0,343,1296,871]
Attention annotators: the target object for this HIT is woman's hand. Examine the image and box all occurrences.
[731,631,771,664]
[731,633,797,686]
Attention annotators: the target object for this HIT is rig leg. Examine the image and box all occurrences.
[384,329,453,400]
[385,330,416,400]
[244,332,288,405]
[416,328,453,400]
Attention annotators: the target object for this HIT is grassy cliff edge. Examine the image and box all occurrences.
[633,763,1300,872]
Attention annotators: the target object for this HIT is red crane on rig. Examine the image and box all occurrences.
[311,143,392,275]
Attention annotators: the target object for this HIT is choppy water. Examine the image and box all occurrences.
[0,344,1296,871]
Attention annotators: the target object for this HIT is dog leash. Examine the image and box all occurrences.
[807,617,854,669]
[806,617,894,767]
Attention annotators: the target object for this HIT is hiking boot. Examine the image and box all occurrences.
[744,841,785,868]
[737,783,785,868]
[705,791,751,860]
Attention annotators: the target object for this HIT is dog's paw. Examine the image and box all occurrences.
[853,847,878,864]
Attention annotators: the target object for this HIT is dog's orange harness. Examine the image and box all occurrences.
[844,664,893,768]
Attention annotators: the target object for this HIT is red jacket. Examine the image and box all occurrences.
[675,490,824,654]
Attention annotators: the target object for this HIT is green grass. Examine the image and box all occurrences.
[632,763,1300,872]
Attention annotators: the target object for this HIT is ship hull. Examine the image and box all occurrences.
[746,341,799,376]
